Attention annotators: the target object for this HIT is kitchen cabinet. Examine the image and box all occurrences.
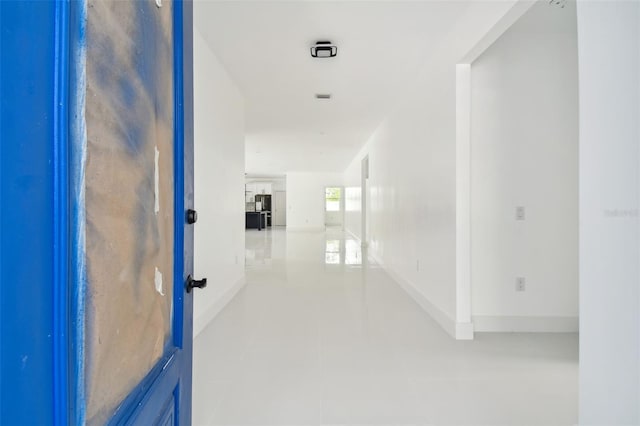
[254,182,272,195]
[246,182,272,202]
[245,183,256,202]
[245,211,268,230]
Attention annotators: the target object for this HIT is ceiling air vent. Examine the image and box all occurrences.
[315,93,332,100]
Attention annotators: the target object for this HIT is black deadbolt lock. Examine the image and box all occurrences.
[186,275,207,293]
[187,209,198,224]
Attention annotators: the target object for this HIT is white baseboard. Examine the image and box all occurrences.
[370,252,473,340]
[473,315,579,332]
[193,276,246,338]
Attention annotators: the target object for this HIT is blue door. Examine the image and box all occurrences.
[1,0,196,424]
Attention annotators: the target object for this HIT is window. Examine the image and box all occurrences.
[325,187,341,212]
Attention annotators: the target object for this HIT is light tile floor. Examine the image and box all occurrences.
[193,228,578,425]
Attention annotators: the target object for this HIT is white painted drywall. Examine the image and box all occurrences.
[286,172,343,231]
[192,28,245,338]
[342,1,530,339]
[577,1,640,423]
[470,1,578,331]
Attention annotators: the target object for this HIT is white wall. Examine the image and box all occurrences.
[577,1,640,424]
[192,28,245,337]
[342,2,526,339]
[343,102,461,336]
[470,1,578,331]
[286,172,343,231]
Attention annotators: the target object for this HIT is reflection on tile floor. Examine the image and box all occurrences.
[193,228,578,425]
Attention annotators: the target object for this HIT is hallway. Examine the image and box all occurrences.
[193,228,577,425]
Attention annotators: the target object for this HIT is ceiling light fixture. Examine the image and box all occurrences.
[310,41,337,58]
[315,93,331,100]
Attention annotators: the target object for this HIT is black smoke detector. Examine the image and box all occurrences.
[310,41,337,58]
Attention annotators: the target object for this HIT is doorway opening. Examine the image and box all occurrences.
[458,0,579,335]
[274,190,287,226]
[324,186,344,228]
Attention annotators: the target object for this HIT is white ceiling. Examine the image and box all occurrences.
[195,1,473,174]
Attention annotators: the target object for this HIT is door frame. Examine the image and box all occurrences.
[1,1,67,423]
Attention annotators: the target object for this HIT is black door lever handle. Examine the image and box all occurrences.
[186,275,207,293]
[187,209,198,224]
